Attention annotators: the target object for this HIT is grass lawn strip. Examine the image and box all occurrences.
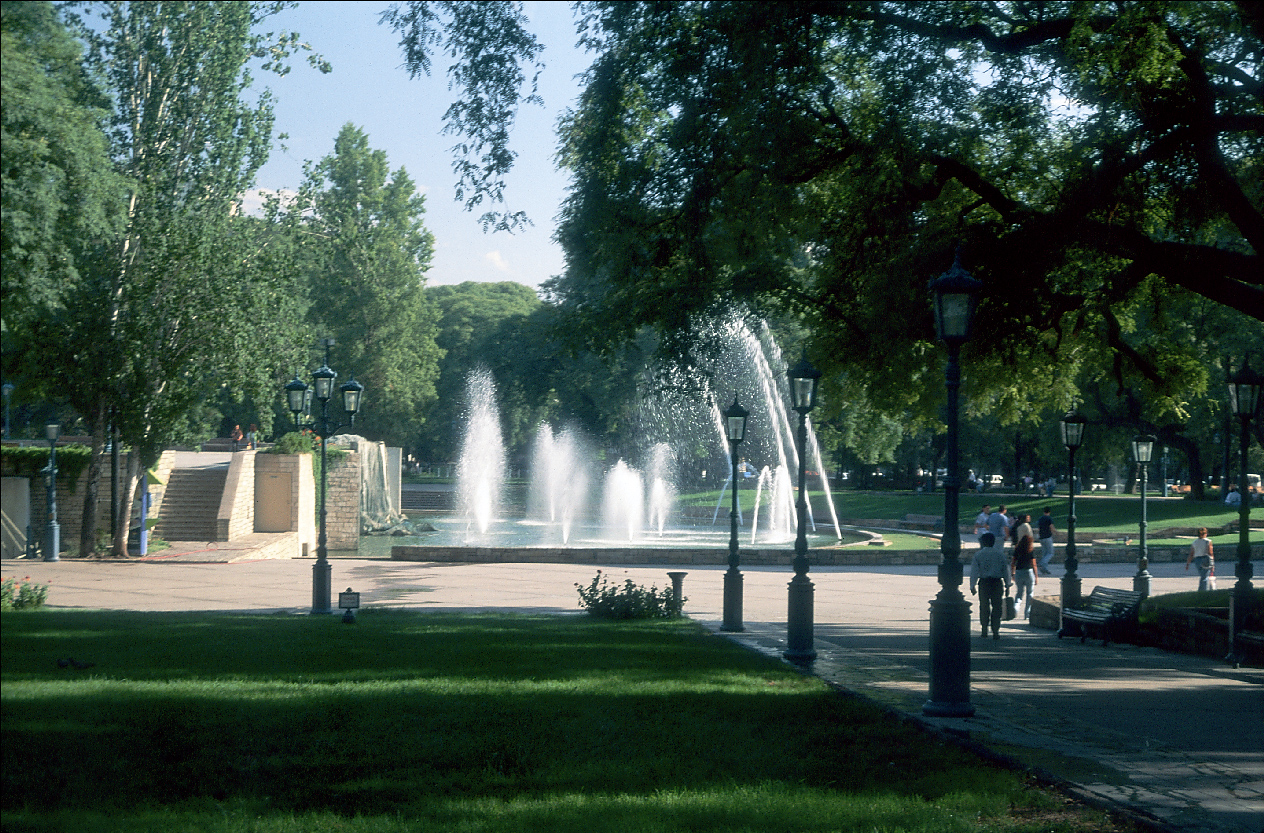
[1,610,1144,832]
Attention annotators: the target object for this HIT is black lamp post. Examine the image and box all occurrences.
[924,253,981,718]
[784,352,821,663]
[1132,435,1155,598]
[1058,410,1087,635]
[1226,359,1262,667]
[2,383,13,439]
[43,418,60,562]
[284,339,363,615]
[722,396,749,633]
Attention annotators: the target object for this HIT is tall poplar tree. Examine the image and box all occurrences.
[300,123,441,451]
[60,1,324,554]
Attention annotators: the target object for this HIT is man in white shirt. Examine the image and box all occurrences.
[971,532,1011,639]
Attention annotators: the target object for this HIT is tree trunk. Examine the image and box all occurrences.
[1165,433,1205,500]
[79,403,108,556]
[113,450,140,556]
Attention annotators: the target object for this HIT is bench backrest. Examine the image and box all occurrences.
[1084,586,1143,615]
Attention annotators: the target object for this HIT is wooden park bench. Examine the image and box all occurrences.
[1059,586,1144,647]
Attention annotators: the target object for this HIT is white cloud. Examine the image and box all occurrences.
[485,250,510,271]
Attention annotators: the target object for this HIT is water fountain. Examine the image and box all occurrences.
[400,314,858,562]
[455,368,505,537]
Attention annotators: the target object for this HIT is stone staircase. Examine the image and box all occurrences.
[153,467,228,541]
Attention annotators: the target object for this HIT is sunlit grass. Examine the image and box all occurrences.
[3,610,1139,832]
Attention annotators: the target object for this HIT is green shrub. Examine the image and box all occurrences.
[0,445,93,489]
[576,570,682,619]
[1,576,50,610]
[264,431,315,454]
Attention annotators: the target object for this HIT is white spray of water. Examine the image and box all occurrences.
[456,369,505,538]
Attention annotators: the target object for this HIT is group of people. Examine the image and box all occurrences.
[968,504,1058,639]
[968,502,1221,640]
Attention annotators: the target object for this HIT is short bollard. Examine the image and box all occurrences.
[339,587,360,623]
[667,572,687,616]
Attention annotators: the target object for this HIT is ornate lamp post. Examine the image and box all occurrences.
[1131,435,1155,598]
[784,352,821,663]
[1226,359,1262,667]
[2,383,13,439]
[43,418,61,562]
[1058,410,1087,635]
[924,254,981,718]
[722,396,749,633]
[284,339,364,614]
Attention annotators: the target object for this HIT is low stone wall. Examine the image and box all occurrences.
[217,451,256,542]
[393,544,946,566]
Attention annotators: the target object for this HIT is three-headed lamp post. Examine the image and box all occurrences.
[284,341,364,615]
[1226,359,1262,667]
[44,418,61,562]
[1058,410,1087,634]
[1131,435,1155,598]
[924,253,982,718]
[784,353,821,664]
[722,396,749,633]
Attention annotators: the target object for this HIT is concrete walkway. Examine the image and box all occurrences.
[3,554,1260,833]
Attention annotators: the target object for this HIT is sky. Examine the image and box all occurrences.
[249,1,589,291]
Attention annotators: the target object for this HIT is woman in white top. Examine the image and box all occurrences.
[1185,528,1215,591]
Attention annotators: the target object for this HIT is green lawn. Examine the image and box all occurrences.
[678,489,1251,538]
[1,610,1139,833]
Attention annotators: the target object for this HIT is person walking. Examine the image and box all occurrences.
[974,504,991,538]
[1011,513,1037,619]
[1036,506,1056,575]
[1185,528,1216,591]
[971,532,1011,640]
[987,504,1010,551]
[230,424,243,452]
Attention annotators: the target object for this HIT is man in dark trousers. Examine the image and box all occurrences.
[970,532,1011,640]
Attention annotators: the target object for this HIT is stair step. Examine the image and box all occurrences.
[154,468,228,541]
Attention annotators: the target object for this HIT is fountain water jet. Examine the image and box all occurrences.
[527,424,589,544]
[456,369,505,538]
[602,460,644,542]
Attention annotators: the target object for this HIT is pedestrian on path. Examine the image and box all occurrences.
[1011,514,1037,619]
[974,504,991,537]
[1185,527,1216,591]
[231,424,243,452]
[987,505,1010,550]
[971,532,1010,639]
[1036,507,1056,575]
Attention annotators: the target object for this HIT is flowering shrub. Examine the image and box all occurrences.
[1,576,50,610]
[575,571,681,619]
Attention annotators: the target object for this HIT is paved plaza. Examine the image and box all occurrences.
[3,552,1262,833]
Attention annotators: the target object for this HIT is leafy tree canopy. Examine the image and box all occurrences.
[543,0,1261,434]
[300,123,441,450]
[0,0,123,374]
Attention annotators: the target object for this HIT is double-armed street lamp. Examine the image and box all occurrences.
[924,253,981,718]
[1058,410,1087,634]
[1132,435,1155,598]
[784,353,821,664]
[1226,358,1262,667]
[44,419,60,562]
[284,339,364,615]
[721,396,749,633]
